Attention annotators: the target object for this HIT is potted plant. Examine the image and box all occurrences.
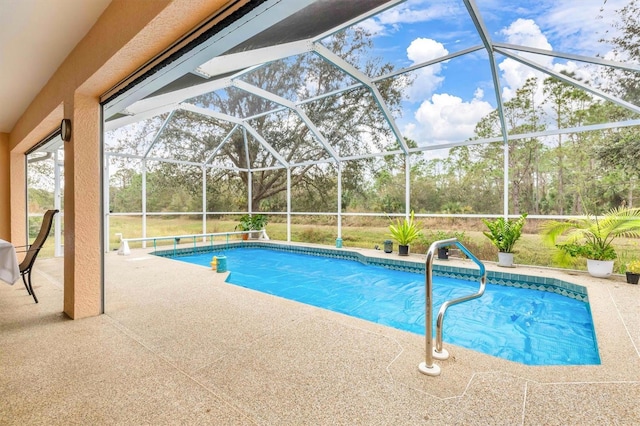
[482,213,527,267]
[625,260,640,284]
[541,207,640,278]
[249,214,268,239]
[235,214,269,240]
[423,230,467,260]
[388,210,422,256]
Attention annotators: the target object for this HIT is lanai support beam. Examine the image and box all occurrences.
[287,168,292,242]
[179,103,289,167]
[463,0,510,218]
[142,159,147,248]
[104,103,179,132]
[242,125,289,168]
[202,165,207,238]
[405,154,411,219]
[203,124,240,165]
[232,80,340,162]
[103,153,109,253]
[495,48,640,115]
[312,43,409,155]
[198,39,313,77]
[493,43,640,73]
[144,110,176,158]
[242,127,252,213]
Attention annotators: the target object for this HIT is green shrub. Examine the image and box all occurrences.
[482,214,527,253]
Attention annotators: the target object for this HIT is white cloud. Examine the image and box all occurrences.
[498,19,553,100]
[404,91,494,145]
[404,38,449,101]
[540,0,629,55]
[552,61,593,85]
[406,37,448,64]
[499,58,544,101]
[497,18,601,102]
[500,18,553,51]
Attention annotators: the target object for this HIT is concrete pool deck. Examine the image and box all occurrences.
[1,242,639,424]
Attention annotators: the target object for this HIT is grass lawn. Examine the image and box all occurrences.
[104,215,640,274]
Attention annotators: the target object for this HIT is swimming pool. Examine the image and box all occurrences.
[159,244,600,366]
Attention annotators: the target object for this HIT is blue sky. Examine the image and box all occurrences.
[350,0,629,146]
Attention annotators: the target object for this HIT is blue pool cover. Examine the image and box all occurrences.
[172,247,600,366]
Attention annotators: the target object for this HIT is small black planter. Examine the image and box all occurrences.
[398,244,409,256]
[626,272,639,284]
[437,247,449,260]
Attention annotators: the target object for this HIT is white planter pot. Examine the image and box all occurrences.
[497,252,514,267]
[586,259,614,278]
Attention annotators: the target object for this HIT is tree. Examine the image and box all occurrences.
[589,102,639,208]
[373,138,428,213]
[472,78,545,214]
[542,74,592,214]
[172,27,404,212]
[600,0,640,105]
[595,0,640,207]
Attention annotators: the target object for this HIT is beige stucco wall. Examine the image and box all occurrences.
[0,133,9,241]
[4,0,228,318]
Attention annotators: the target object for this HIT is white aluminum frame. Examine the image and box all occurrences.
[102,0,640,251]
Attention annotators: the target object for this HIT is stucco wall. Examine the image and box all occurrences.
[0,133,9,241]
[4,0,228,318]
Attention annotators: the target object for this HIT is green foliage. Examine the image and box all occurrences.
[422,230,468,246]
[554,243,616,261]
[600,0,640,104]
[388,211,422,246]
[250,214,268,230]
[106,216,640,273]
[235,215,252,232]
[542,207,640,263]
[103,42,639,219]
[28,188,55,213]
[482,214,527,253]
[627,260,640,274]
[186,27,401,212]
[235,214,269,231]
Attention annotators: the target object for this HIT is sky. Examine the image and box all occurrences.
[351,0,630,147]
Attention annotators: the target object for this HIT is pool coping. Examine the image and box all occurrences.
[152,241,589,302]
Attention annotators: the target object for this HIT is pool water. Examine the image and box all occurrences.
[172,247,600,366]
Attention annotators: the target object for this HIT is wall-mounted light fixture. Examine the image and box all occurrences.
[60,119,72,142]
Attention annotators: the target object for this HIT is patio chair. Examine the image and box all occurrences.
[14,209,59,303]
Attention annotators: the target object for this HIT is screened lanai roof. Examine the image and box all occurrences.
[103,0,640,170]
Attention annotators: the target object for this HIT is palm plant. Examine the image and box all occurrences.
[542,207,640,264]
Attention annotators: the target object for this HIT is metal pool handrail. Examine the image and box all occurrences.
[116,230,267,255]
[418,238,487,377]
